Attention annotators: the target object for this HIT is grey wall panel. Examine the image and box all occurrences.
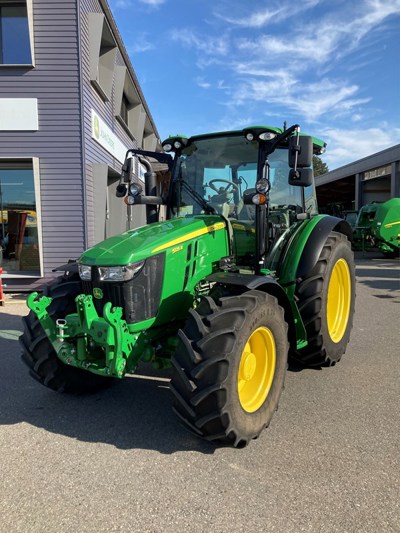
[92,164,108,244]
[0,0,84,289]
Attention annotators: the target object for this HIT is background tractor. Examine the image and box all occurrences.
[353,198,400,258]
[20,124,355,447]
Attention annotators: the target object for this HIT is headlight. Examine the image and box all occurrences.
[98,260,145,282]
[78,264,92,280]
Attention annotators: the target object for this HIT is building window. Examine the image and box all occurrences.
[114,65,144,140]
[88,13,117,100]
[363,165,392,181]
[120,92,130,126]
[0,161,40,275]
[0,2,31,64]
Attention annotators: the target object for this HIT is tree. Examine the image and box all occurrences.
[313,155,329,176]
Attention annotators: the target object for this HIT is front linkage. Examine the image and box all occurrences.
[27,292,136,378]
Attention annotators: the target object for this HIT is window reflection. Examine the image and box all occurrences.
[0,165,40,275]
[0,4,31,64]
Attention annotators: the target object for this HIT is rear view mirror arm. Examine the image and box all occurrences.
[124,148,174,170]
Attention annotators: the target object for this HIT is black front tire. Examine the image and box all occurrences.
[170,290,289,448]
[19,274,115,393]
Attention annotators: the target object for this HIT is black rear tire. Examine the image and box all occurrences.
[19,274,115,393]
[171,290,289,447]
[292,231,355,367]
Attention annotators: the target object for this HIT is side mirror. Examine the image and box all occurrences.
[120,156,133,183]
[288,135,312,168]
[288,168,313,187]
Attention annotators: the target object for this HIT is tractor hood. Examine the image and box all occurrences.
[79,215,226,266]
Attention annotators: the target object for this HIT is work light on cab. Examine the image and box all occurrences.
[256,179,269,194]
[259,131,277,141]
[162,143,172,152]
[243,127,278,142]
[129,183,142,196]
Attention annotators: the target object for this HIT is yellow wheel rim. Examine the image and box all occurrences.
[327,258,351,343]
[237,327,276,413]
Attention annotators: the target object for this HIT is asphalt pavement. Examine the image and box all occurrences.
[0,253,399,533]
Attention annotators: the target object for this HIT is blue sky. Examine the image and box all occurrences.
[109,0,400,170]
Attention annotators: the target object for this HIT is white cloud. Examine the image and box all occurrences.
[111,0,166,10]
[214,0,320,28]
[195,77,211,89]
[232,63,296,82]
[111,0,132,8]
[194,78,230,91]
[320,125,400,169]
[196,56,225,70]
[170,29,230,56]
[165,1,400,142]
[216,115,258,133]
[237,30,338,65]
[209,0,400,123]
[216,6,284,28]
[128,33,155,53]
[139,0,165,5]
[229,77,370,123]
[217,80,230,90]
[236,0,400,69]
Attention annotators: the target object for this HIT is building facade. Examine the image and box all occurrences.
[0,0,160,290]
[316,145,400,214]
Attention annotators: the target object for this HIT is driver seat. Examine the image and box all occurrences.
[209,198,231,218]
[208,190,233,218]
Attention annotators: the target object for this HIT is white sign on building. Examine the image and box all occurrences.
[91,109,129,164]
[0,98,38,131]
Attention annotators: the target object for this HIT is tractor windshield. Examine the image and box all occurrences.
[170,134,317,222]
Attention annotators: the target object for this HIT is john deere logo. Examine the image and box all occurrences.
[93,287,103,299]
[94,115,100,139]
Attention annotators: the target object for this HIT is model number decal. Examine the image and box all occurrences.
[172,245,184,254]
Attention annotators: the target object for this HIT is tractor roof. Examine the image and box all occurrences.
[164,126,326,154]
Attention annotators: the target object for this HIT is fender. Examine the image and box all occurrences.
[277,215,353,285]
[206,271,302,349]
[52,261,79,273]
[296,216,352,278]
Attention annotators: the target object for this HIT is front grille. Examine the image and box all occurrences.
[82,254,165,324]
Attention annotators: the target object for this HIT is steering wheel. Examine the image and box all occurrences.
[208,179,237,194]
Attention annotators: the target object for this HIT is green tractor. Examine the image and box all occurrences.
[353,198,400,258]
[20,125,355,447]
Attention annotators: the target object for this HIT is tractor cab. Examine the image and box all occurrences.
[164,128,323,270]
[121,125,326,273]
[167,130,318,218]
